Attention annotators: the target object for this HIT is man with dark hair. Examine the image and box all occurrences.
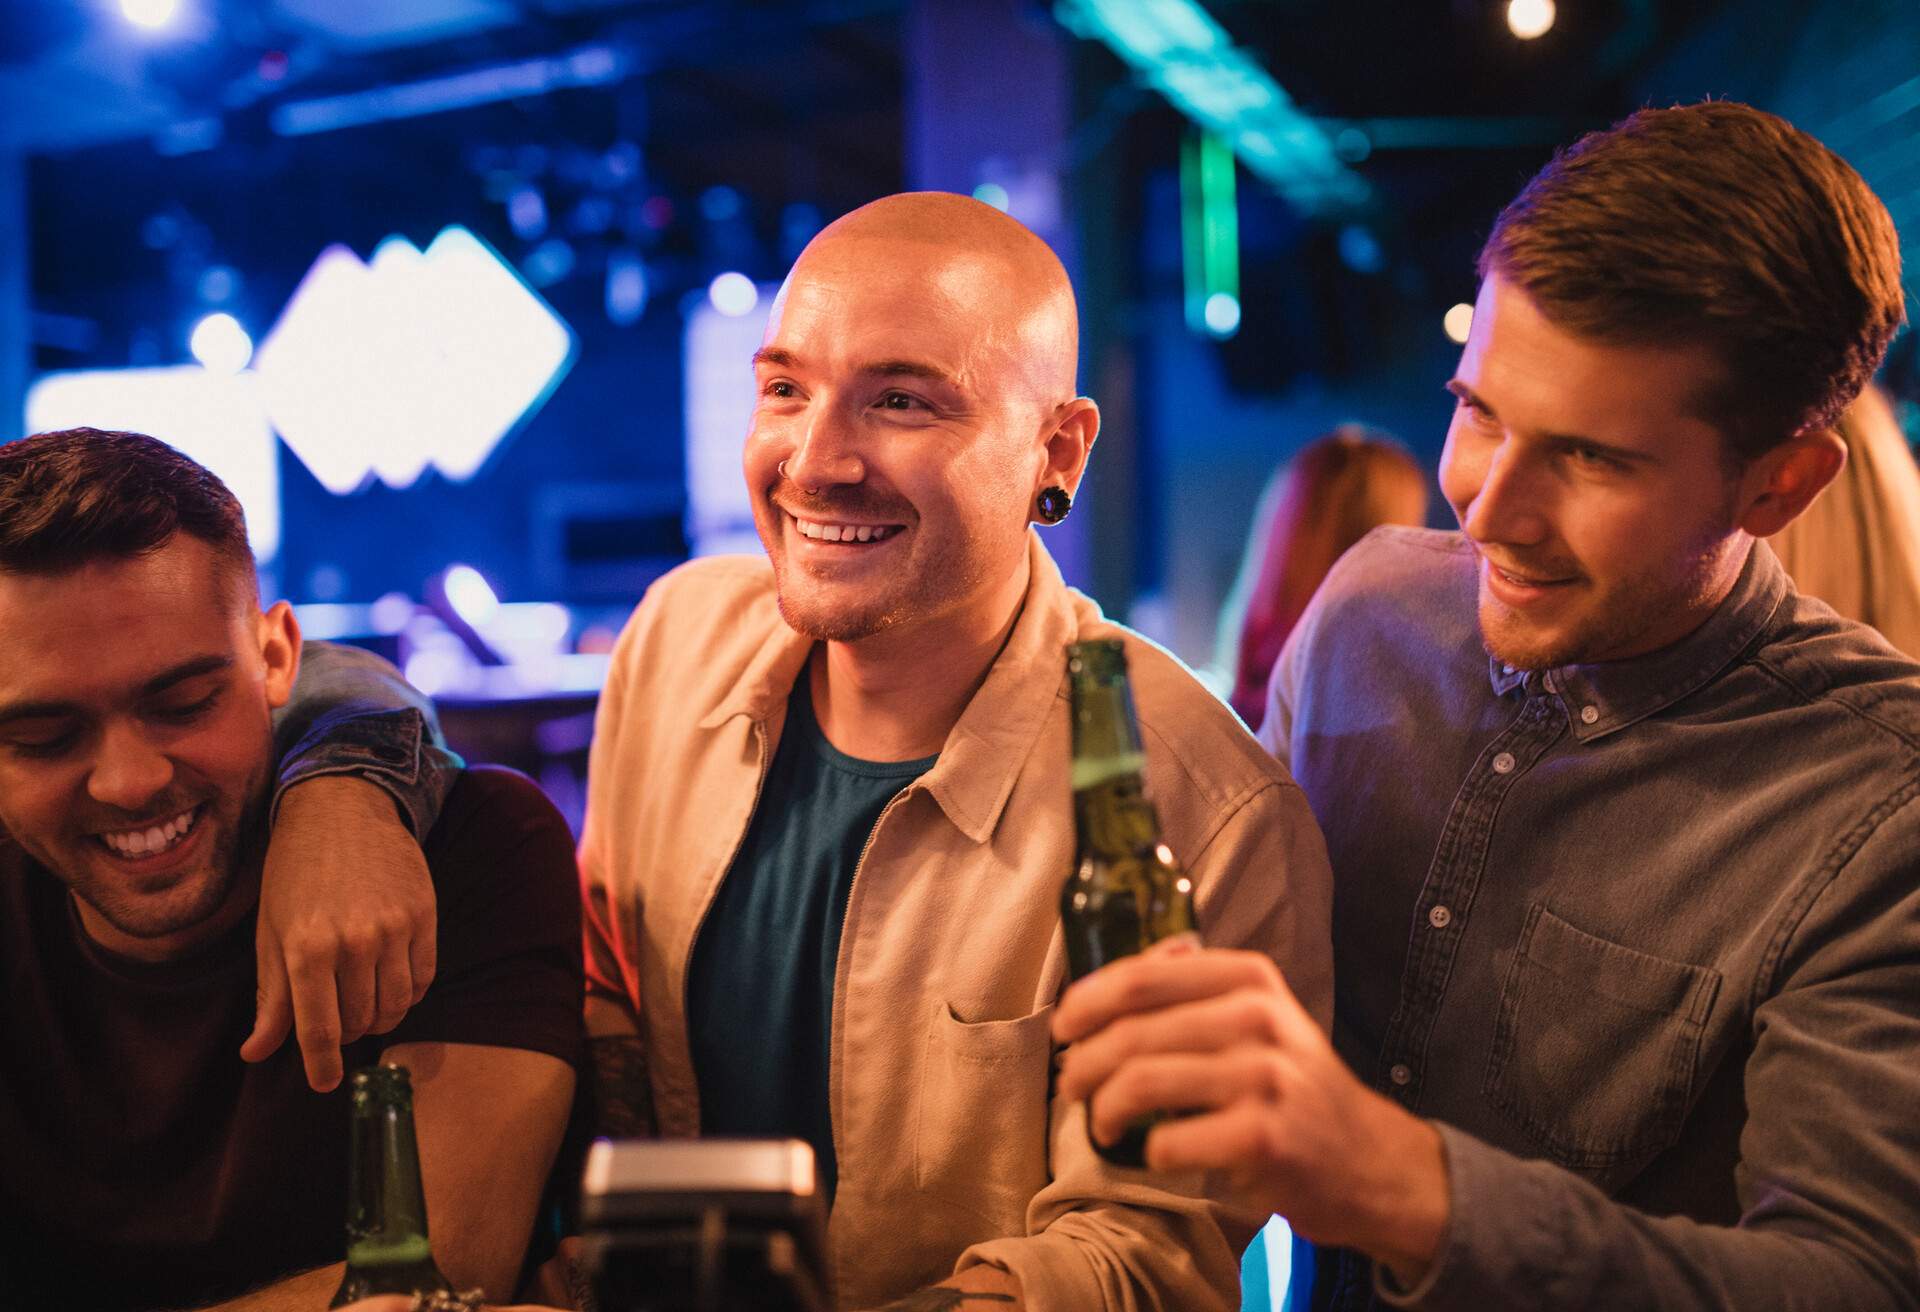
[1056,101,1920,1310]
[0,429,583,1310]
[4,430,489,1100]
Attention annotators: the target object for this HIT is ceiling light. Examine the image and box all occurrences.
[1056,0,1367,213]
[120,0,181,31]
[1507,0,1556,40]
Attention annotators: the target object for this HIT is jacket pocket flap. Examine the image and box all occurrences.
[934,1001,1057,1065]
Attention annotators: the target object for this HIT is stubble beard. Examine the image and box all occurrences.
[771,537,983,644]
[62,771,271,946]
[774,580,906,643]
[1476,526,1736,671]
[767,506,1001,645]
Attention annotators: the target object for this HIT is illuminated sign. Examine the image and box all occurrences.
[683,286,775,558]
[1055,0,1367,213]
[255,226,575,493]
[25,366,281,559]
[24,226,574,532]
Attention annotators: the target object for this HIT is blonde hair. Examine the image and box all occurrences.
[1769,385,1920,658]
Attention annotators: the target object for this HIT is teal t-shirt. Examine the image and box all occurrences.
[685,670,937,1201]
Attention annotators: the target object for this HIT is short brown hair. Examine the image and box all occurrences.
[0,428,255,596]
[1480,100,1906,460]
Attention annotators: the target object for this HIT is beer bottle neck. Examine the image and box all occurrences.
[1071,675,1165,855]
[1070,675,1146,792]
[344,1090,434,1265]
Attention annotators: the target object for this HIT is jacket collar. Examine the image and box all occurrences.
[699,531,1079,843]
[697,601,815,731]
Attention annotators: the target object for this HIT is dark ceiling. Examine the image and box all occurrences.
[15,0,1739,374]
[21,1,909,368]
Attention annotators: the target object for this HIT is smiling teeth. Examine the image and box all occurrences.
[796,519,898,543]
[100,807,197,858]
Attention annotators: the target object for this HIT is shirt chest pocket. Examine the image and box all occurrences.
[1485,904,1721,1174]
[914,1002,1055,1218]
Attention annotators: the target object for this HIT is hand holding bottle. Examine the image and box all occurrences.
[1052,940,1451,1289]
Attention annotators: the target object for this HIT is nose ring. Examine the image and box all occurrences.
[777,459,789,479]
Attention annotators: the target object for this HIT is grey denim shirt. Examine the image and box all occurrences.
[271,640,461,838]
[1264,527,1920,1312]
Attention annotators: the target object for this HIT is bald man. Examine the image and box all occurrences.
[567,193,1333,1311]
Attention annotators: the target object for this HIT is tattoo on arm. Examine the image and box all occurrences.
[868,1289,1015,1311]
[587,1033,656,1138]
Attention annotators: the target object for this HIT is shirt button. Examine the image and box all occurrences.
[1428,904,1453,929]
[1581,705,1600,724]
[1389,1063,1413,1087]
[1492,751,1516,774]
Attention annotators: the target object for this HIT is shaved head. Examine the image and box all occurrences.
[745,191,1098,648]
[778,192,1081,408]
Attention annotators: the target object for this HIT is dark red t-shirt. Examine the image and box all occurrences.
[0,766,582,1311]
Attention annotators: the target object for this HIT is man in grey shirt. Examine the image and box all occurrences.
[1054,102,1919,1309]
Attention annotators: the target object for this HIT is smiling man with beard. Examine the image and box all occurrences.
[571,192,1334,1311]
[1051,102,1920,1312]
[0,430,582,1311]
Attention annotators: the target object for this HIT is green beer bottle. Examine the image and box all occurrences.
[330,1065,455,1308]
[1062,639,1196,1167]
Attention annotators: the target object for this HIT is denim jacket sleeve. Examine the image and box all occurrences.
[1377,786,1920,1312]
[271,640,464,839]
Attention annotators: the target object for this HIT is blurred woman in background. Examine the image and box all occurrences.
[1770,383,1920,659]
[1221,425,1428,729]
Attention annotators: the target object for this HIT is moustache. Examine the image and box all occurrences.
[1471,542,1583,582]
[772,485,914,524]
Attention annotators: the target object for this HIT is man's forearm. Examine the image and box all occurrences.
[395,1041,576,1300]
[189,1262,341,1311]
[1396,1125,1917,1311]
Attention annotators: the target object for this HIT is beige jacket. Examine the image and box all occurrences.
[579,533,1335,1311]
